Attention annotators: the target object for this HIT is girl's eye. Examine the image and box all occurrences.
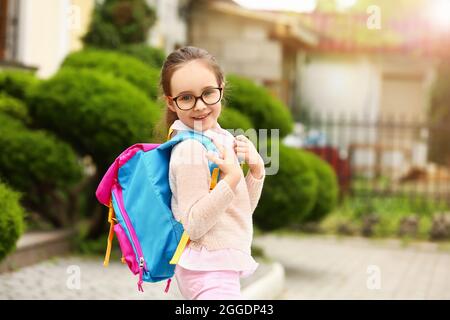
[180,95,193,101]
[203,90,213,96]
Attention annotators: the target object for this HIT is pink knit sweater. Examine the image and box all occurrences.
[168,121,265,276]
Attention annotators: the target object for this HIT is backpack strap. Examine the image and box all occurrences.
[168,129,221,266]
[167,127,175,141]
[169,166,219,266]
[103,199,117,267]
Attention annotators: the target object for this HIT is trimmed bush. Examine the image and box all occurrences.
[226,74,294,138]
[0,113,83,227]
[0,93,31,124]
[302,151,339,222]
[83,0,156,49]
[62,48,160,99]
[254,143,318,230]
[219,107,253,132]
[27,68,160,169]
[0,70,39,101]
[0,113,82,194]
[118,44,165,69]
[0,182,25,262]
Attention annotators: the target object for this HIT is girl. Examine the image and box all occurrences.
[160,46,265,300]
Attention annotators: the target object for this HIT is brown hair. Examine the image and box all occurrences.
[153,46,226,142]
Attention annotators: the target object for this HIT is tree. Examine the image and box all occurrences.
[83,0,156,49]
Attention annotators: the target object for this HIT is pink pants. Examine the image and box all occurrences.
[174,265,242,300]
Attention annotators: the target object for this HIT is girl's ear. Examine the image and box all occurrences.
[165,96,177,113]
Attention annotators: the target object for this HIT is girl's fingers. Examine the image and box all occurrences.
[235,135,248,141]
[210,137,226,155]
[206,151,223,165]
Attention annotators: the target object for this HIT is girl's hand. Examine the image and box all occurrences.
[234,135,265,179]
[206,137,242,191]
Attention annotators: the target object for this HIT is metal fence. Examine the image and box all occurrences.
[289,113,450,206]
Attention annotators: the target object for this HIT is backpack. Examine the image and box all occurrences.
[95,129,221,293]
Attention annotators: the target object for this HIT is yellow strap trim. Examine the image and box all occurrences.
[166,126,223,264]
[209,168,220,190]
[167,127,174,141]
[103,201,115,267]
[169,231,190,264]
[170,163,220,264]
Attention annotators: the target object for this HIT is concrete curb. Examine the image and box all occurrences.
[242,262,285,300]
[0,229,75,274]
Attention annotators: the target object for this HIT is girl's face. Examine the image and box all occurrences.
[166,59,223,132]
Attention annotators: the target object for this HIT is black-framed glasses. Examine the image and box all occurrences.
[170,87,223,110]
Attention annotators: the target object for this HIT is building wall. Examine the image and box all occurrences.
[189,8,282,90]
[300,53,381,121]
[146,0,188,54]
[16,0,94,78]
[299,52,436,176]
[69,0,95,52]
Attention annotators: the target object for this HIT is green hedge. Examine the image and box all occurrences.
[118,44,165,69]
[302,152,339,222]
[254,143,318,230]
[82,0,156,49]
[0,93,31,124]
[62,48,160,99]
[0,113,82,194]
[0,182,25,262]
[27,68,160,169]
[226,75,294,138]
[0,70,39,101]
[218,107,253,132]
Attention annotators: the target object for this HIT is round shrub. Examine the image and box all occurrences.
[118,44,165,69]
[302,152,339,222]
[62,48,160,99]
[0,182,26,262]
[83,0,156,49]
[219,107,253,132]
[254,143,318,230]
[27,68,160,169]
[0,70,39,101]
[226,74,294,138]
[0,113,83,193]
[0,93,31,124]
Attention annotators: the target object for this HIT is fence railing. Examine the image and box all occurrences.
[287,113,450,206]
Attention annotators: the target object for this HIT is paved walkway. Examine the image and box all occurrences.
[1,234,449,299]
[0,256,183,300]
[0,254,272,300]
[253,234,450,299]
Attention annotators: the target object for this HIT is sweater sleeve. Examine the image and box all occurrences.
[170,139,236,240]
[244,168,265,213]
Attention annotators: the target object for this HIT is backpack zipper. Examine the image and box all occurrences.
[112,185,147,291]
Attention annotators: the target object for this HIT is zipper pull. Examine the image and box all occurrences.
[164,278,172,294]
[137,257,145,292]
[137,272,144,292]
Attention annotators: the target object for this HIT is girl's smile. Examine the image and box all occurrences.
[192,112,211,120]
[167,60,223,132]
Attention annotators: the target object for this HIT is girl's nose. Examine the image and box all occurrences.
[193,99,207,111]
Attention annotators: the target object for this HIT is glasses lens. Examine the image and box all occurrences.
[202,88,221,105]
[177,94,195,109]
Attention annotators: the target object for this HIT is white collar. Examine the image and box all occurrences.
[170,120,235,149]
